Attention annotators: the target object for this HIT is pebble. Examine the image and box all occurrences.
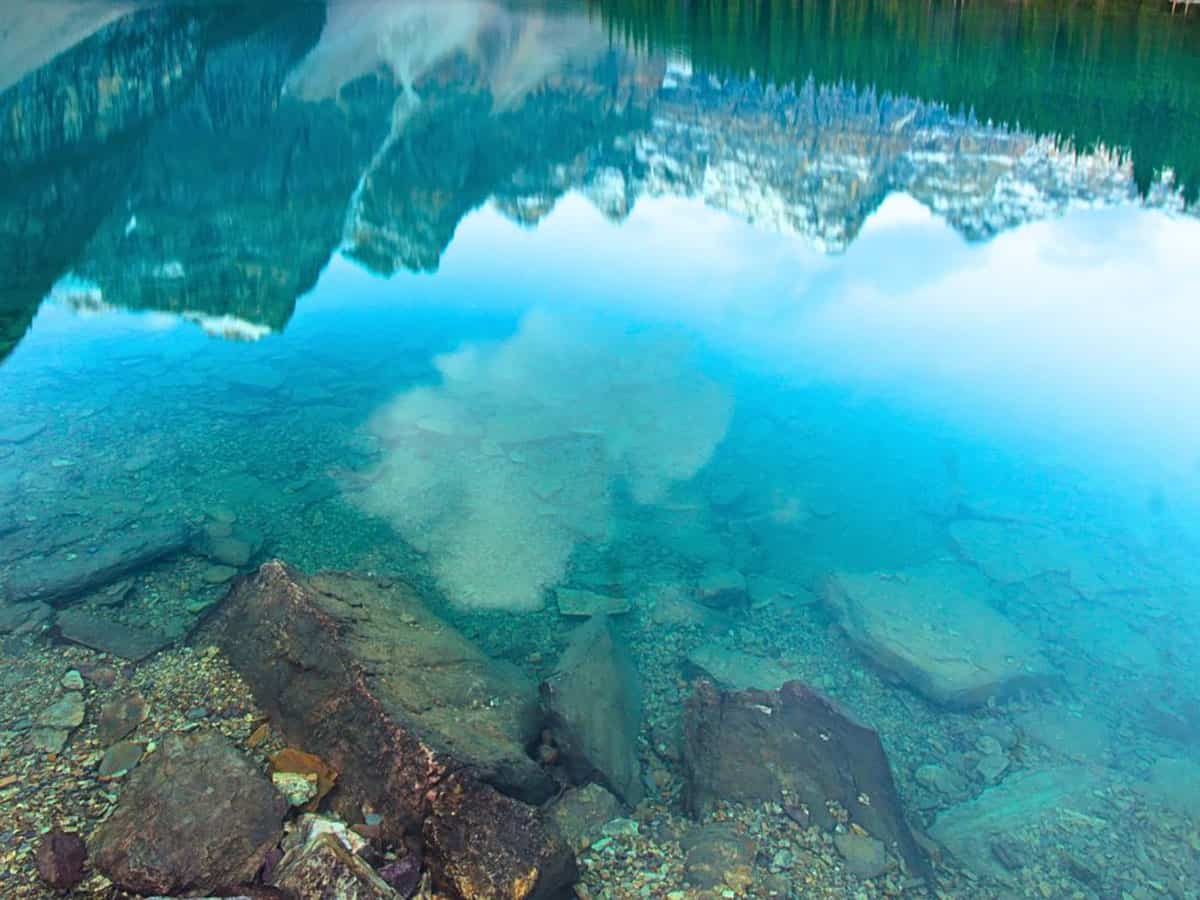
[833,831,888,879]
[976,734,1004,757]
[37,692,85,729]
[61,670,84,691]
[272,770,319,807]
[201,564,238,585]
[98,740,145,780]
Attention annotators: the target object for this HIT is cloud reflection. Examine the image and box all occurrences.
[353,309,732,610]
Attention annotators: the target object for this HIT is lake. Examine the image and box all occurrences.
[2,1,1199,898]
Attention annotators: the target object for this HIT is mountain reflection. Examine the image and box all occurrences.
[0,0,1195,362]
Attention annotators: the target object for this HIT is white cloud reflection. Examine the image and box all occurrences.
[421,191,1200,479]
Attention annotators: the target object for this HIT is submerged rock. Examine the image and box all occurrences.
[683,679,928,879]
[92,730,287,895]
[1,523,191,605]
[834,832,888,879]
[97,691,148,744]
[37,692,85,729]
[694,565,749,610]
[915,763,970,798]
[930,766,1103,882]
[273,771,319,807]
[378,854,422,898]
[201,535,254,568]
[29,727,69,754]
[270,747,337,809]
[546,783,623,851]
[540,614,643,805]
[820,563,1054,708]
[0,599,51,634]
[681,822,756,891]
[205,560,571,898]
[97,740,144,780]
[270,831,397,899]
[424,772,575,900]
[685,642,797,691]
[555,587,630,617]
[56,608,172,660]
[36,829,86,890]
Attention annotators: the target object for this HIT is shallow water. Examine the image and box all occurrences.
[3,1,1200,897]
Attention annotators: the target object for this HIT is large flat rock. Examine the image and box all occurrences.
[205,560,572,899]
[1,522,191,605]
[821,562,1054,708]
[685,642,797,691]
[92,730,287,895]
[55,608,173,661]
[930,766,1104,882]
[684,679,928,880]
[949,519,1148,598]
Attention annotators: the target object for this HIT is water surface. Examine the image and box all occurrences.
[3,1,1200,897]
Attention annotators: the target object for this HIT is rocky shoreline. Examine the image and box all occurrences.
[3,539,1198,899]
[3,559,945,900]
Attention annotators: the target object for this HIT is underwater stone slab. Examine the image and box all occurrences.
[949,519,1146,597]
[930,767,1104,882]
[92,730,287,895]
[685,642,798,692]
[1,522,191,605]
[205,561,571,897]
[1017,706,1112,763]
[0,599,51,634]
[56,609,173,661]
[555,587,630,617]
[694,565,749,610]
[683,679,928,879]
[0,421,45,443]
[540,614,643,805]
[820,562,1054,708]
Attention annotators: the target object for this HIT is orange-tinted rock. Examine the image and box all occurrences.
[270,747,337,808]
[424,773,575,900]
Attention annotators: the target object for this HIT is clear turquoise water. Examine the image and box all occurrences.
[3,1,1200,895]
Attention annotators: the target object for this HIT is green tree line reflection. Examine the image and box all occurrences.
[589,0,1200,198]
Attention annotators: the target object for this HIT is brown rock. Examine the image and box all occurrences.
[424,773,576,900]
[204,561,570,896]
[247,722,271,748]
[36,829,86,890]
[683,679,928,879]
[97,691,147,745]
[92,729,286,895]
